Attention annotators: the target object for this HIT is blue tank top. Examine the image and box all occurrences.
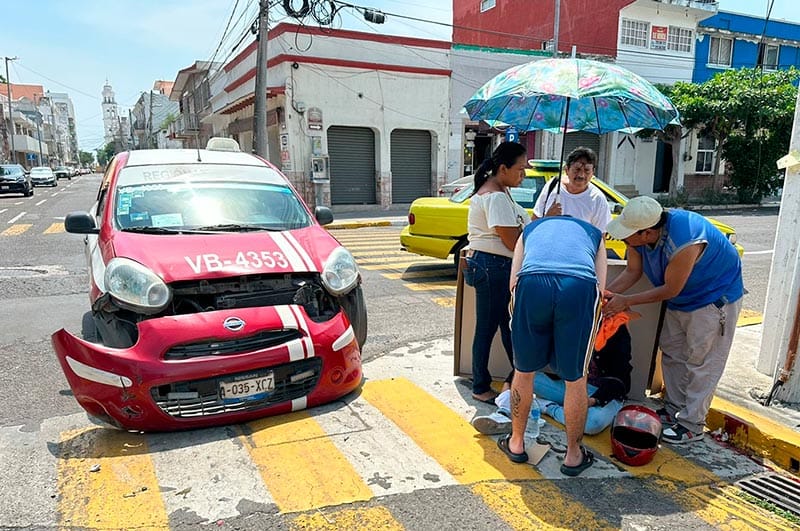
[518,216,602,282]
[635,209,743,312]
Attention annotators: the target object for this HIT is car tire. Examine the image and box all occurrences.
[339,285,367,349]
[451,239,468,269]
[81,311,102,344]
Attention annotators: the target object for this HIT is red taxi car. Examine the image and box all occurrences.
[52,139,366,431]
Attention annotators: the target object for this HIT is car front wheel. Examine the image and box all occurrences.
[339,284,367,349]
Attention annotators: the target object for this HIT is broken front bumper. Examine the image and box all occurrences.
[51,304,361,431]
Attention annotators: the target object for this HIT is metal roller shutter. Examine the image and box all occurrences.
[328,126,376,205]
[562,132,601,162]
[390,129,432,203]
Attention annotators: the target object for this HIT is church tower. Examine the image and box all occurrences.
[101,81,119,146]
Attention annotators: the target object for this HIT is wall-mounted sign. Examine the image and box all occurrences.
[311,136,323,156]
[307,107,323,131]
[651,26,667,50]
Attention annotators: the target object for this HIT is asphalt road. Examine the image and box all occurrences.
[0,180,789,530]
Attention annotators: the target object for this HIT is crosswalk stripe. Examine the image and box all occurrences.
[382,269,455,280]
[148,427,274,523]
[336,237,399,245]
[242,411,373,513]
[344,244,402,253]
[7,211,25,224]
[43,222,65,234]
[361,378,610,529]
[432,296,456,307]
[57,427,168,529]
[290,506,404,530]
[404,281,456,291]
[361,260,444,271]
[350,249,406,257]
[2,224,32,236]
[687,484,796,530]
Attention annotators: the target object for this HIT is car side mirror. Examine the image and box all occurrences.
[611,202,624,215]
[65,211,100,234]
[315,206,334,226]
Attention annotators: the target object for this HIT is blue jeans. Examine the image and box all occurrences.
[463,250,513,394]
[534,374,622,435]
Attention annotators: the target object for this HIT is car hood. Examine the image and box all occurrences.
[110,225,341,282]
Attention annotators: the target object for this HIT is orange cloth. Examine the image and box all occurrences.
[594,310,640,351]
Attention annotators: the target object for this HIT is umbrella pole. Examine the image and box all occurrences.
[556,97,571,201]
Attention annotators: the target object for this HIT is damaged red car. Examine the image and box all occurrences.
[52,139,366,431]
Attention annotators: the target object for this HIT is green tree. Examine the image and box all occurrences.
[79,150,94,167]
[96,142,117,167]
[666,68,799,203]
[159,112,177,130]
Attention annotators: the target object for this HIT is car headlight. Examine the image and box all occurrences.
[727,232,737,245]
[105,257,171,313]
[321,247,359,296]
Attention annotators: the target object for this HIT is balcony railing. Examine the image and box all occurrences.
[653,0,718,11]
[176,113,201,135]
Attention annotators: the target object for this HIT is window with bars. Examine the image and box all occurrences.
[667,26,693,53]
[621,19,649,48]
[761,44,780,70]
[695,135,715,173]
[480,0,496,12]
[708,36,733,67]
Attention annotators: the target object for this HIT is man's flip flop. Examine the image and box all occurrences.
[560,446,595,476]
[472,394,498,405]
[497,434,528,463]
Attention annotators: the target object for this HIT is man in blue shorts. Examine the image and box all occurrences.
[497,215,606,476]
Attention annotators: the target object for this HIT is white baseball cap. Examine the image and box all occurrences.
[606,196,664,240]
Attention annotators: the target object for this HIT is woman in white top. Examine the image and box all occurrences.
[463,142,530,404]
[532,146,612,232]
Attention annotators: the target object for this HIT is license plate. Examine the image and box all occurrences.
[219,373,275,401]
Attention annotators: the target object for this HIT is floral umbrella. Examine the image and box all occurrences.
[463,58,681,196]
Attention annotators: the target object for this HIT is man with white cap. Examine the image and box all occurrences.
[603,196,743,444]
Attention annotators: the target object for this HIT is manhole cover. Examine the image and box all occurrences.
[0,266,68,278]
[736,472,800,516]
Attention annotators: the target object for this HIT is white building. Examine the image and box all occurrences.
[101,82,120,146]
[206,23,451,209]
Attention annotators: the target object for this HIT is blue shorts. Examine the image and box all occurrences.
[511,273,601,381]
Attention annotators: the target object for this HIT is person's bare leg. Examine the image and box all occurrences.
[563,377,588,467]
[509,370,534,454]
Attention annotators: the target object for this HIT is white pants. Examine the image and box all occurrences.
[659,299,742,433]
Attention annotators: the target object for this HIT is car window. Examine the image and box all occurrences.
[449,176,545,207]
[113,165,311,231]
[0,165,23,176]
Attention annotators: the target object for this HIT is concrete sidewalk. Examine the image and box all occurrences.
[708,323,800,475]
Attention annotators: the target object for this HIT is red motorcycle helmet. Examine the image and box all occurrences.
[611,405,662,466]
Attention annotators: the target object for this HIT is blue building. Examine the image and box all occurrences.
[694,11,800,83]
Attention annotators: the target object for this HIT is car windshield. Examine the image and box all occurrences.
[0,165,23,177]
[31,168,51,174]
[449,177,546,209]
[113,164,312,232]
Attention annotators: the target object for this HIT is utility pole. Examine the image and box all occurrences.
[4,56,18,163]
[552,0,560,58]
[253,0,270,158]
[128,108,136,149]
[148,91,154,148]
[35,112,43,166]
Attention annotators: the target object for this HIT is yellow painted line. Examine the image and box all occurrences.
[361,260,444,271]
[361,378,610,529]
[350,250,406,257]
[2,224,32,236]
[687,484,795,530]
[737,309,763,327]
[404,282,457,291]
[57,427,168,529]
[290,506,404,530]
[242,411,372,513]
[325,220,392,229]
[577,421,783,529]
[43,222,65,234]
[382,269,455,280]
[345,243,403,251]
[433,297,457,308]
[707,395,800,475]
[340,240,402,247]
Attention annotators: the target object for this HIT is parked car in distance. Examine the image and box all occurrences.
[53,138,366,431]
[30,167,57,187]
[54,166,72,180]
[0,164,34,197]
[400,160,743,265]
[437,175,473,197]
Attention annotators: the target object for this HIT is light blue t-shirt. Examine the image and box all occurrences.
[635,209,743,312]
[518,216,602,283]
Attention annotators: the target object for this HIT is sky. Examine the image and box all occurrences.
[0,0,796,153]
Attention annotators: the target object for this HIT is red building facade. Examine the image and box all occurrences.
[453,0,636,57]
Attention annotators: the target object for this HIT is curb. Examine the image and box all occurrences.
[706,396,800,476]
[326,220,407,230]
[689,203,768,211]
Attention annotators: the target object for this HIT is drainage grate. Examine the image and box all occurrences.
[736,473,800,516]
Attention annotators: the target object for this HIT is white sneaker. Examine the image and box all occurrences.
[471,411,512,435]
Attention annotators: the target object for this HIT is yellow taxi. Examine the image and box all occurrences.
[400,160,743,266]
